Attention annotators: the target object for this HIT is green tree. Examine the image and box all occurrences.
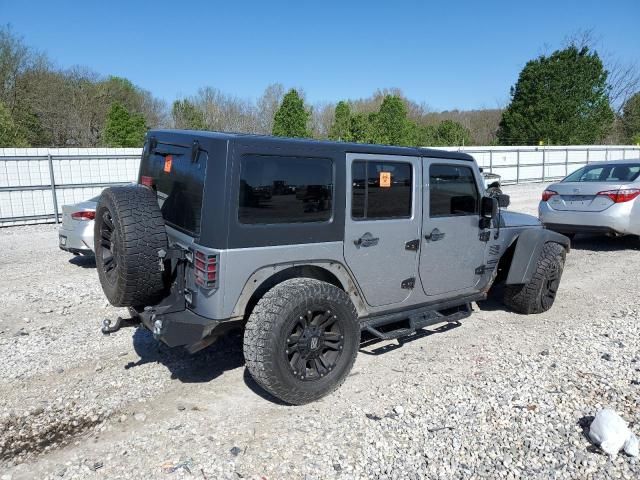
[0,101,28,146]
[349,113,372,143]
[272,89,310,138]
[414,124,437,146]
[498,45,614,145]
[434,120,471,146]
[371,95,413,145]
[172,99,206,130]
[622,92,640,144]
[328,101,352,141]
[102,102,146,147]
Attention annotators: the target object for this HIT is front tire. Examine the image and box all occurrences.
[243,278,359,405]
[503,242,566,314]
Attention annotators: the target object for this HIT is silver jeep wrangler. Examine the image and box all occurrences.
[94,130,569,405]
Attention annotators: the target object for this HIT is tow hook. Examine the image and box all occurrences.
[101,316,140,335]
[152,314,164,339]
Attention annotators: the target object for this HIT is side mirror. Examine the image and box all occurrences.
[481,196,498,219]
[497,193,510,208]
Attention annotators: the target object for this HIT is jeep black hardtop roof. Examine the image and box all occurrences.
[149,129,475,162]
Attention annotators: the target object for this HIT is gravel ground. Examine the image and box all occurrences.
[1,182,640,479]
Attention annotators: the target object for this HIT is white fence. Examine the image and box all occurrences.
[0,148,141,226]
[442,145,640,184]
[1,145,639,226]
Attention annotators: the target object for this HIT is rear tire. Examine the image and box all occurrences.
[94,185,168,307]
[243,278,359,405]
[503,242,566,314]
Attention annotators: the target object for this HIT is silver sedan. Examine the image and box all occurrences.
[58,196,98,255]
[539,160,640,238]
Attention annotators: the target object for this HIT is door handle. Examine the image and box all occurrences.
[354,232,379,248]
[425,228,445,242]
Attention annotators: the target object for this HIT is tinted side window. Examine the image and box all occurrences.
[429,164,479,217]
[239,155,333,224]
[351,161,412,220]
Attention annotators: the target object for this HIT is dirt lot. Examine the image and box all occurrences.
[1,182,639,479]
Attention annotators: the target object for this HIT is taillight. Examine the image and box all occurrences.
[193,250,218,289]
[140,175,154,187]
[71,211,96,221]
[597,189,640,203]
[541,190,558,202]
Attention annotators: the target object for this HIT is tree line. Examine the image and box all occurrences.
[1,25,638,148]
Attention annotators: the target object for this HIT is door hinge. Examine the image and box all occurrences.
[401,277,415,289]
[479,231,491,242]
[475,265,488,275]
[405,239,420,251]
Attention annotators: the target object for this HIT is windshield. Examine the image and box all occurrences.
[563,163,640,183]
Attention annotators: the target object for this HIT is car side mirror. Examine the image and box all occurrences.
[481,196,498,219]
[497,193,510,208]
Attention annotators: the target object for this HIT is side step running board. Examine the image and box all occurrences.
[361,303,472,341]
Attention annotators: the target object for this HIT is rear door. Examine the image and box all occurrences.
[548,163,640,212]
[343,153,421,307]
[419,159,486,297]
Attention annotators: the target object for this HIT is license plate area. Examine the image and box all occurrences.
[561,195,595,207]
[59,235,67,246]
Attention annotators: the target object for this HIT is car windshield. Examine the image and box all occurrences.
[563,163,640,183]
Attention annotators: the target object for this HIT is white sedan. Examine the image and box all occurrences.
[539,160,640,238]
[58,196,98,255]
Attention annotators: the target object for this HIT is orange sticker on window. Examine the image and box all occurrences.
[163,155,173,173]
[379,171,391,188]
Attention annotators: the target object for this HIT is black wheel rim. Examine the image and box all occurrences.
[541,263,560,309]
[99,211,118,285]
[285,308,344,381]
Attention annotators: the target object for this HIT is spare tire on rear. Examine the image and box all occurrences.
[94,185,168,307]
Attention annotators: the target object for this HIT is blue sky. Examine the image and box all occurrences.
[1,0,639,111]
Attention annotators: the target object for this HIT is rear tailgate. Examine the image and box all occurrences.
[139,137,208,236]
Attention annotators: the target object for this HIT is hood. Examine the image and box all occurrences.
[499,210,541,228]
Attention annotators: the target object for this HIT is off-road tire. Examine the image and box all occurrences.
[503,242,566,314]
[94,185,168,307]
[243,278,360,405]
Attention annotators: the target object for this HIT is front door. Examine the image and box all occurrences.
[419,159,486,296]
[343,153,422,307]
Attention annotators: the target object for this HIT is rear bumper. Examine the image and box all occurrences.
[139,307,219,348]
[138,307,241,350]
[538,201,637,235]
[58,223,94,253]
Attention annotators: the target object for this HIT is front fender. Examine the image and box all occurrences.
[505,229,570,285]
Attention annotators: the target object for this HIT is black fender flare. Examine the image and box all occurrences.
[505,229,570,285]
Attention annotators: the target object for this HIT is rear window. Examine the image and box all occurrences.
[563,164,640,183]
[139,144,207,236]
[238,155,333,225]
